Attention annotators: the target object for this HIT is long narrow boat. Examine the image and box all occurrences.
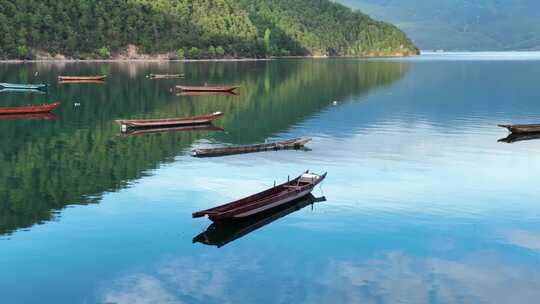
[58,75,107,81]
[149,73,184,79]
[0,83,48,91]
[59,80,106,84]
[193,171,327,222]
[121,124,224,136]
[192,137,311,157]
[193,195,326,248]
[0,102,61,115]
[499,124,540,134]
[0,88,46,94]
[116,112,224,131]
[175,85,239,93]
[176,91,239,97]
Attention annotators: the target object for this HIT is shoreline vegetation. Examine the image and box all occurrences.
[0,0,418,61]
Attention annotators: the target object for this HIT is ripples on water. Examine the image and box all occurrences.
[1,55,540,303]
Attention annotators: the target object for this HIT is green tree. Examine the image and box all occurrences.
[208,45,216,58]
[97,46,111,59]
[177,48,185,59]
[188,47,200,59]
[264,28,272,55]
[216,46,225,58]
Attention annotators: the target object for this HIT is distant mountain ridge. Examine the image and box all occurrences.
[0,0,418,59]
[338,0,540,51]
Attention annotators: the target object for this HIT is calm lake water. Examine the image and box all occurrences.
[1,53,540,303]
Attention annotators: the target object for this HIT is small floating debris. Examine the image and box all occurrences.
[192,137,312,157]
[499,124,540,134]
[116,112,224,132]
[148,73,185,79]
[175,85,239,93]
[192,171,327,222]
[332,100,338,106]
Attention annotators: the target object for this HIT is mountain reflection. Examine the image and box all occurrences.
[194,194,326,248]
[0,60,408,235]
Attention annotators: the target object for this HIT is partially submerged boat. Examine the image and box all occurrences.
[499,124,540,134]
[116,112,224,131]
[193,194,326,248]
[149,73,184,79]
[175,85,239,93]
[120,124,223,136]
[0,83,48,91]
[0,102,61,115]
[193,171,327,222]
[58,75,107,81]
[192,137,311,157]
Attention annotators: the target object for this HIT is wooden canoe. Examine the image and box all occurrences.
[116,112,224,130]
[59,80,105,84]
[58,75,107,81]
[176,91,239,97]
[0,83,48,91]
[193,194,326,247]
[192,137,311,157]
[120,124,224,136]
[499,124,540,134]
[149,74,184,79]
[193,171,327,222]
[0,102,61,115]
[175,85,239,93]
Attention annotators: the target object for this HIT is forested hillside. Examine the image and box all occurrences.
[339,0,540,51]
[0,0,417,59]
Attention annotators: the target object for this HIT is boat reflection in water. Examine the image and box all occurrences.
[193,194,326,248]
[120,124,223,136]
[0,113,57,121]
[0,88,47,94]
[499,132,540,143]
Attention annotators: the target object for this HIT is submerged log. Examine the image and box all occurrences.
[499,124,540,134]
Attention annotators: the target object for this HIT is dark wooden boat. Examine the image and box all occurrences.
[121,124,224,136]
[193,194,326,248]
[0,102,61,115]
[193,171,327,222]
[176,91,239,97]
[498,132,540,143]
[58,75,107,81]
[0,83,48,91]
[0,113,56,121]
[59,80,106,84]
[149,73,184,79]
[116,112,224,131]
[192,137,311,157]
[499,124,540,134]
[175,85,239,93]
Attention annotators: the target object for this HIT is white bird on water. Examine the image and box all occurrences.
[332,100,338,106]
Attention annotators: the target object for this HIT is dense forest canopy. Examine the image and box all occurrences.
[339,0,540,51]
[0,0,417,59]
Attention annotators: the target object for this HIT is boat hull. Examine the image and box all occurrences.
[176,85,238,93]
[193,172,327,222]
[58,76,107,81]
[116,112,224,130]
[0,83,48,91]
[192,138,311,157]
[0,102,61,115]
[499,124,540,134]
